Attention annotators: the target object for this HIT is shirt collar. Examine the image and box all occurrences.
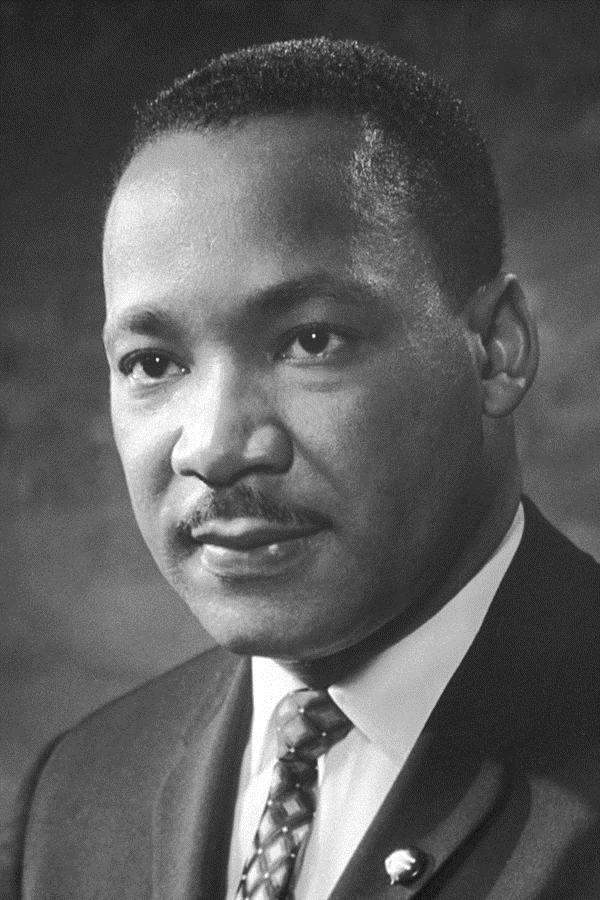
[251,502,524,772]
[250,655,306,775]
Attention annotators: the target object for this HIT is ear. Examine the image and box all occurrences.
[465,273,539,418]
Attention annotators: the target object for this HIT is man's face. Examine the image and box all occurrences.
[103,116,484,662]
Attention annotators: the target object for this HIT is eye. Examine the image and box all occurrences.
[277,324,353,362]
[119,350,186,383]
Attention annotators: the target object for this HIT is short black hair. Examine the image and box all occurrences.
[124,37,504,305]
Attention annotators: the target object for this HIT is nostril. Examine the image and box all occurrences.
[172,421,293,486]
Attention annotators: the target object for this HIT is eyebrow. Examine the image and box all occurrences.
[102,307,186,353]
[252,272,379,316]
[103,272,380,351]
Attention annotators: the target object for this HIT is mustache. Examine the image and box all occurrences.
[177,484,329,536]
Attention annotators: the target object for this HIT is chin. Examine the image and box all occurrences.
[172,562,374,662]
[185,602,336,661]
[202,629,305,660]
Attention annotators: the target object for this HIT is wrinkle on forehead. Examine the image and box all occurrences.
[106,117,362,270]
[103,114,444,328]
[114,116,358,218]
[104,116,365,295]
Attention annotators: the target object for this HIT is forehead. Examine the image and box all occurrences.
[103,115,435,327]
[105,115,359,261]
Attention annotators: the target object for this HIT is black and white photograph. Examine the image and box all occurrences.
[1,2,599,897]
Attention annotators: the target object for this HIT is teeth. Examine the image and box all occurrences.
[201,541,290,557]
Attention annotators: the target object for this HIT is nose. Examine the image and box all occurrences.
[170,361,293,488]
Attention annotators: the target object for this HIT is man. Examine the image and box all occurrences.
[10,37,600,899]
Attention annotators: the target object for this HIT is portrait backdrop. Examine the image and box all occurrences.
[1,0,599,826]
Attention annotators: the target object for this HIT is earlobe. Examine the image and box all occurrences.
[467,273,539,418]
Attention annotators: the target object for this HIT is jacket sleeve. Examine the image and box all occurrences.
[0,736,63,900]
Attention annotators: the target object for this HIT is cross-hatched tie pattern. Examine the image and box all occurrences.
[235,688,352,900]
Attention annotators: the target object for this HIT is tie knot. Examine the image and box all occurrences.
[274,688,352,763]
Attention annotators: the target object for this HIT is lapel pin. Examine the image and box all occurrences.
[385,846,427,885]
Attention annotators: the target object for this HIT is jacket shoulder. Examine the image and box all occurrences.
[510,498,600,751]
[12,646,246,898]
[20,645,243,838]
[519,496,600,613]
[49,643,241,763]
[522,494,599,567]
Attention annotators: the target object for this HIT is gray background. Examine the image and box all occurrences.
[1,0,599,825]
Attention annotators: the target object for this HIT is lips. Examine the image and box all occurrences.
[190,518,322,549]
[187,517,326,579]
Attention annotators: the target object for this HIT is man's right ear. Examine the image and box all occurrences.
[465,273,539,418]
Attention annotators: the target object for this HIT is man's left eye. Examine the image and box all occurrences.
[277,325,351,362]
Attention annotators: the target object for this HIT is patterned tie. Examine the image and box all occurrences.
[235,688,352,900]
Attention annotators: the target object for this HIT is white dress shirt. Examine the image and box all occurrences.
[225,503,524,900]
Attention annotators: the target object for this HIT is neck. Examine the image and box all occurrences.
[281,458,522,689]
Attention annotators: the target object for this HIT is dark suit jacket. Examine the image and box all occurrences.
[6,498,600,898]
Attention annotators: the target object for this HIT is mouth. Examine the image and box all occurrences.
[187,518,327,579]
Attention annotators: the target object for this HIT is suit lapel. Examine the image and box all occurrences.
[152,653,251,900]
[330,498,555,900]
[328,731,506,900]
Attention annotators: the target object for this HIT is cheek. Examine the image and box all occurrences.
[281,376,418,508]
[283,354,480,519]
[111,396,176,522]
